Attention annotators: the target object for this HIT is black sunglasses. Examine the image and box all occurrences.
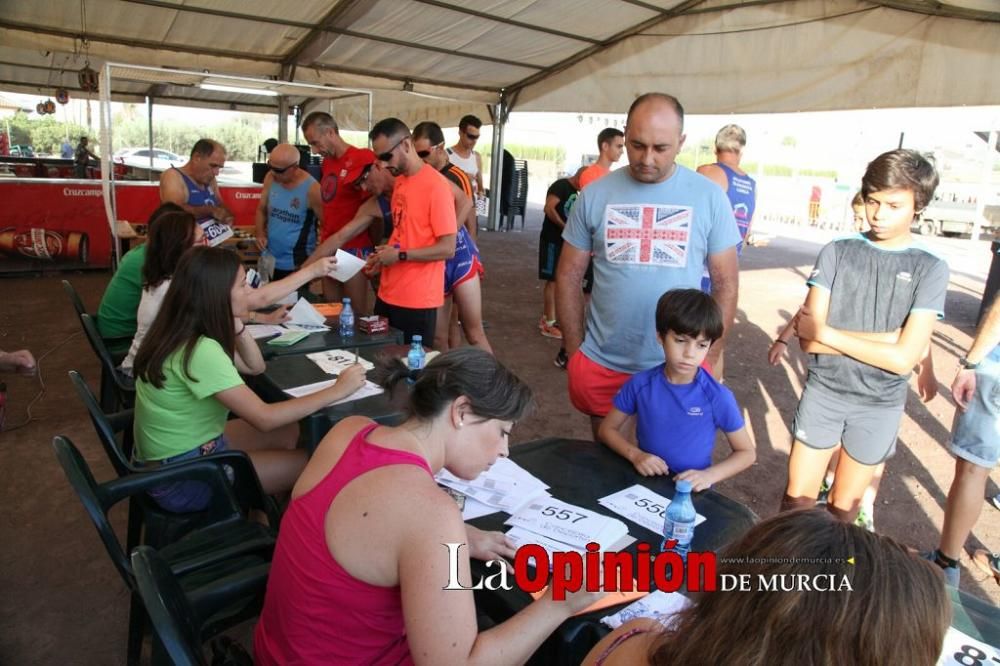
[416,142,444,159]
[376,136,408,162]
[268,162,295,174]
[465,131,480,141]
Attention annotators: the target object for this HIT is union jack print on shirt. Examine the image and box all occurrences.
[603,204,691,267]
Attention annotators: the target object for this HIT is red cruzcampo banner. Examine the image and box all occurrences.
[0,180,261,274]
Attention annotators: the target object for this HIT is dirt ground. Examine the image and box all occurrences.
[1,207,997,663]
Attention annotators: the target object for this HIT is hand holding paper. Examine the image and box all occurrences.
[328,249,366,283]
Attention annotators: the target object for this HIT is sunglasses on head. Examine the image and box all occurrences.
[465,131,480,141]
[268,162,295,174]
[416,142,444,159]
[376,135,408,162]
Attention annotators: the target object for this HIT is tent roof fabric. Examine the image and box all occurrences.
[0,0,997,127]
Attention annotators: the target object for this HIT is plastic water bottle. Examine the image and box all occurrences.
[407,335,426,382]
[662,479,697,559]
[339,298,355,338]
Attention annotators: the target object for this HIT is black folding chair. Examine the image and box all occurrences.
[79,313,135,412]
[132,546,259,666]
[53,436,275,666]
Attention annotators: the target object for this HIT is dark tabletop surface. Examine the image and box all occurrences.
[255,323,403,359]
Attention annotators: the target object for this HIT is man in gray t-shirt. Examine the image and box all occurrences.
[556,93,741,437]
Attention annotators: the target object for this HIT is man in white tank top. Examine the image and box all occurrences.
[447,114,484,196]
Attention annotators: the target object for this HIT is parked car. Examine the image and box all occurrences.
[9,145,35,158]
[912,199,1000,238]
[113,147,184,172]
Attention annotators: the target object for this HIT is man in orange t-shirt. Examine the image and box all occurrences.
[578,127,624,189]
[366,118,457,344]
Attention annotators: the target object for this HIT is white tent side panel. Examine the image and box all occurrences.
[514,0,1000,115]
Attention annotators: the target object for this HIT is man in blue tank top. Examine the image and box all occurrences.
[159,138,234,226]
[254,143,322,280]
[697,124,756,250]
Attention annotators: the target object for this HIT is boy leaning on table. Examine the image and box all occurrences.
[598,288,755,489]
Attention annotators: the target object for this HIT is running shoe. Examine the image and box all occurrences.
[540,321,563,339]
[855,504,875,532]
[817,478,831,505]
[554,349,568,369]
[538,315,547,331]
[971,549,1000,586]
[989,493,1000,512]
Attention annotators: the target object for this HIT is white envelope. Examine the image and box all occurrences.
[328,249,366,283]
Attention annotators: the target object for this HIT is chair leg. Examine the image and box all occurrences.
[127,591,147,666]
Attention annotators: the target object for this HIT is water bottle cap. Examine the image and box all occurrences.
[412,335,422,343]
[342,298,351,304]
[675,479,693,493]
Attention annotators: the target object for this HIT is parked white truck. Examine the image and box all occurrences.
[913,199,1000,238]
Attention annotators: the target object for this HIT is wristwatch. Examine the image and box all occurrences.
[398,250,408,262]
[958,357,979,370]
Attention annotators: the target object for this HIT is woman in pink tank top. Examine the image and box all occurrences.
[582,510,950,666]
[254,348,603,665]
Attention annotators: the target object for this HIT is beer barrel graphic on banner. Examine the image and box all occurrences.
[0,228,89,262]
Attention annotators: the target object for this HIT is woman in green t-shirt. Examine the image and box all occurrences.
[133,246,365,512]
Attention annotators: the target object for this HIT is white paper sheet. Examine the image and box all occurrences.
[284,379,384,405]
[601,590,692,629]
[307,349,375,374]
[246,324,283,339]
[598,485,706,535]
[327,249,366,283]
[285,298,329,332]
[937,626,1000,665]
[505,498,629,551]
[436,457,549,514]
[461,496,500,520]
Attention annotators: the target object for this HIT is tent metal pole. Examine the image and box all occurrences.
[486,92,506,232]
[972,129,998,243]
[277,96,289,143]
[147,96,154,181]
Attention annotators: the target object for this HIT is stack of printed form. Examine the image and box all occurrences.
[505,498,631,555]
[435,457,550,516]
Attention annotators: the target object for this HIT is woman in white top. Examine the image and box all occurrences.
[120,210,337,374]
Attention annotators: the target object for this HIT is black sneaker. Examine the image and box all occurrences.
[554,349,568,369]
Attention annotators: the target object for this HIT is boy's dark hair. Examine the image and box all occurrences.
[597,127,623,150]
[655,288,724,342]
[458,115,482,132]
[369,117,410,143]
[861,149,939,212]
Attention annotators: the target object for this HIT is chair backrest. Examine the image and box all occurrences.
[79,313,120,380]
[62,279,88,319]
[52,436,135,587]
[512,159,529,208]
[131,546,208,666]
[69,370,133,476]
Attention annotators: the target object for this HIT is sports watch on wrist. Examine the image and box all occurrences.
[958,357,979,370]
[397,250,408,261]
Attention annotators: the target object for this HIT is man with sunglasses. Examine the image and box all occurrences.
[254,143,322,284]
[301,111,376,312]
[447,115,485,197]
[159,138,234,227]
[365,118,457,344]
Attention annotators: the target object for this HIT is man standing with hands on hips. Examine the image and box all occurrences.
[366,118,456,344]
[557,93,740,438]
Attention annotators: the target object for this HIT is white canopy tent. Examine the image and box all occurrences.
[1,0,998,233]
[1,0,998,122]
